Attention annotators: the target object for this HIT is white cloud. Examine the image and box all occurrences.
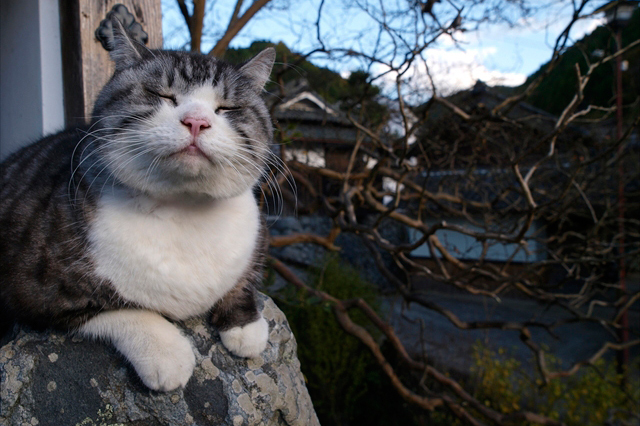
[369,8,606,104]
[376,46,527,103]
[419,47,527,95]
[571,17,607,40]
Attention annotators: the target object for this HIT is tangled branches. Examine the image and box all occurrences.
[262,1,640,424]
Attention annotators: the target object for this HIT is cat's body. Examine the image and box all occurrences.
[0,22,276,391]
[90,188,259,321]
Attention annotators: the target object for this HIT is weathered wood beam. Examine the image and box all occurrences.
[59,0,163,126]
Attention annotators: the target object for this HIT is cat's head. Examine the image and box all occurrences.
[89,22,275,200]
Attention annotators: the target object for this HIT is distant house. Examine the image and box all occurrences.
[266,79,367,211]
[269,79,362,169]
[0,0,64,159]
[403,81,597,265]
[407,80,591,170]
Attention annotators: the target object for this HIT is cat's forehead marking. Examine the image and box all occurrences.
[175,54,225,86]
[184,84,222,104]
[160,53,237,96]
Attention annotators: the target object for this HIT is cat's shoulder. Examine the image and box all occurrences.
[1,126,90,181]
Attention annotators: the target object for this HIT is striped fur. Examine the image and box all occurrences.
[0,22,275,387]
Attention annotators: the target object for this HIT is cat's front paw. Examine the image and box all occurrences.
[220,316,269,358]
[132,329,196,391]
[81,310,197,392]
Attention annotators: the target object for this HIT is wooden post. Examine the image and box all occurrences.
[59,0,163,126]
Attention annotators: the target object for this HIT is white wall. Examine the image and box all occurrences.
[0,0,64,160]
[284,147,326,168]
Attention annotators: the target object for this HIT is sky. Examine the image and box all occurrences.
[161,0,609,96]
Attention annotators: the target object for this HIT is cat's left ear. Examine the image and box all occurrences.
[240,48,276,91]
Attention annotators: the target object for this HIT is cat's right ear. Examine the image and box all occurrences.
[240,48,276,91]
[108,16,144,71]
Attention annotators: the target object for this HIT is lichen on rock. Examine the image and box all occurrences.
[0,294,319,426]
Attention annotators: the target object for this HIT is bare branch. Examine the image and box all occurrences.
[209,0,273,57]
[191,0,206,52]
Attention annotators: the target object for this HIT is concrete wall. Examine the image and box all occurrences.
[0,0,64,160]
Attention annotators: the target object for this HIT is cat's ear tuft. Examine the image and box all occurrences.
[108,16,144,71]
[239,48,276,91]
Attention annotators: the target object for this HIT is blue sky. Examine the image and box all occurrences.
[161,0,608,95]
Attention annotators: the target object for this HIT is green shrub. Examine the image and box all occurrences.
[271,255,420,426]
[471,343,640,425]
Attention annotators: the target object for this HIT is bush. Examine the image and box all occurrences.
[471,343,639,425]
[271,255,420,426]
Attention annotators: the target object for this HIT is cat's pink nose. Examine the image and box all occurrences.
[182,117,211,137]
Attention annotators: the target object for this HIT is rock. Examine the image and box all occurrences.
[268,216,331,268]
[0,294,320,426]
[265,263,311,294]
[266,216,304,236]
[268,214,407,289]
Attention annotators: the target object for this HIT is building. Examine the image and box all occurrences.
[266,79,368,212]
[0,0,163,160]
[404,81,596,266]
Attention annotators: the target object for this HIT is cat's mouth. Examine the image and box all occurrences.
[171,143,211,161]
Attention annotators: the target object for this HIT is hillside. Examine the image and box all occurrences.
[508,9,640,118]
[224,41,386,126]
[225,41,352,104]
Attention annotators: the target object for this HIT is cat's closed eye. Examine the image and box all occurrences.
[215,106,241,114]
[145,88,178,106]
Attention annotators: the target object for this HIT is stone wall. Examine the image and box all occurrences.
[267,214,407,290]
[0,295,319,426]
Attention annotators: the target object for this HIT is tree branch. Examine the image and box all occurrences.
[209,0,273,57]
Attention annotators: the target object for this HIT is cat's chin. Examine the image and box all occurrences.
[164,151,215,177]
[129,175,255,202]
[142,191,216,206]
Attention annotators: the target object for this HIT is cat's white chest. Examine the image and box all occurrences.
[88,190,259,320]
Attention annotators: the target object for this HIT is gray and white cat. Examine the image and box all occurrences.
[0,23,275,391]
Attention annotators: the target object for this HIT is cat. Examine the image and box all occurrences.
[0,21,276,391]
